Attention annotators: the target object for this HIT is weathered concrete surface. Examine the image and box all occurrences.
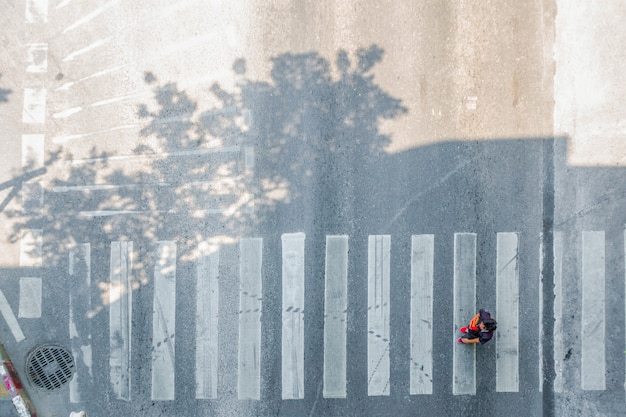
[0,1,624,416]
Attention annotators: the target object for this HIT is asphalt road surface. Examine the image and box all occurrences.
[0,1,625,416]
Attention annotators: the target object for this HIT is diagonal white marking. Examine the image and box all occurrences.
[0,290,25,342]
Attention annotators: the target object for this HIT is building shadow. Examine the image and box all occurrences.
[2,45,625,417]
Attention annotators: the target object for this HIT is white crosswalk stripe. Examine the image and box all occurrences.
[54,229,623,402]
[453,233,477,395]
[581,231,605,391]
[238,238,263,400]
[495,232,520,392]
[281,233,306,400]
[410,234,434,395]
[109,241,133,401]
[323,235,349,398]
[151,241,177,401]
[367,235,391,396]
[553,231,565,393]
[69,243,92,404]
[195,241,220,400]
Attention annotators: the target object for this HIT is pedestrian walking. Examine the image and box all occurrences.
[457,308,497,345]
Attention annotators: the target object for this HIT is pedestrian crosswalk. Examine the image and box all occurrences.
[495,232,520,393]
[109,241,132,401]
[452,233,476,395]
[11,229,622,403]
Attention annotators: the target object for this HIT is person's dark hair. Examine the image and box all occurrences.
[483,319,497,331]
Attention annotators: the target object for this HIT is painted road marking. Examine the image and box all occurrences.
[0,290,25,342]
[196,241,220,399]
[25,0,48,23]
[453,233,476,395]
[496,233,520,392]
[410,234,434,395]
[63,37,112,62]
[62,0,119,33]
[55,64,129,92]
[26,43,48,73]
[151,241,177,400]
[22,88,46,124]
[323,236,348,398]
[538,235,544,393]
[18,277,42,318]
[21,134,44,167]
[238,238,263,400]
[282,233,305,400]
[244,146,255,169]
[64,145,241,164]
[69,243,92,403]
[581,231,605,390]
[554,232,564,392]
[19,229,42,267]
[110,241,133,401]
[368,235,391,396]
[21,134,45,211]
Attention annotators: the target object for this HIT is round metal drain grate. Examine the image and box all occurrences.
[26,344,76,392]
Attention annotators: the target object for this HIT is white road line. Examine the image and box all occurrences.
[69,243,92,403]
[538,235,543,393]
[453,233,476,396]
[25,0,48,23]
[495,232,520,392]
[56,0,73,8]
[66,145,241,164]
[62,0,119,33]
[21,134,44,168]
[51,124,140,144]
[0,290,25,342]
[323,236,348,398]
[53,179,233,192]
[19,229,42,267]
[368,235,391,396]
[238,238,263,399]
[26,43,48,73]
[89,91,151,108]
[76,205,254,218]
[21,134,45,211]
[410,234,434,395]
[62,37,112,62]
[151,241,177,401]
[282,233,305,400]
[554,232,564,392]
[196,241,220,399]
[581,231,605,390]
[22,88,46,124]
[110,241,133,401]
[18,277,42,318]
[78,210,144,217]
[55,65,129,91]
[244,146,255,170]
[52,107,82,119]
